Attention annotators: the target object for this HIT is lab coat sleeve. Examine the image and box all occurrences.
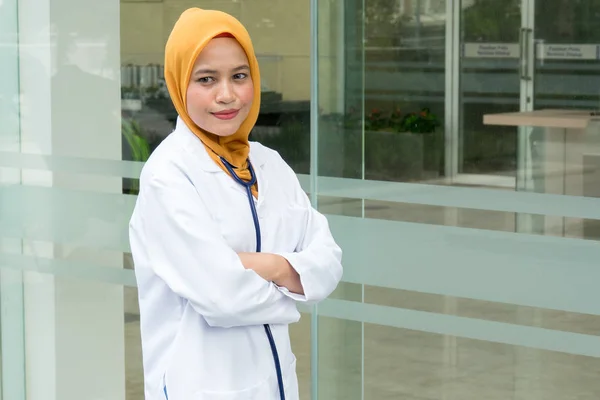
[134,170,300,328]
[275,167,343,304]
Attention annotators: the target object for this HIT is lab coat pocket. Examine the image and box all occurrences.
[193,357,298,400]
[193,375,276,400]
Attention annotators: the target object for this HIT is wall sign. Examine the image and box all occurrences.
[462,43,520,59]
[463,43,600,61]
[536,44,599,60]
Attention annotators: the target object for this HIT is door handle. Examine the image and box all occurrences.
[520,28,532,80]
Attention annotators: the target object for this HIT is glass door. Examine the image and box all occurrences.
[532,0,600,112]
[514,0,600,200]
[457,0,541,187]
[458,0,600,189]
[523,0,600,237]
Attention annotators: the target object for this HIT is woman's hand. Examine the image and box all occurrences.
[237,253,279,281]
[238,252,305,295]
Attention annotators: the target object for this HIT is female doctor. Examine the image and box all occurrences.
[128,7,343,400]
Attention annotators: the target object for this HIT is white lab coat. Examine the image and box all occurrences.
[129,118,343,400]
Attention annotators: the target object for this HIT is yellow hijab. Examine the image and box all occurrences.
[164,8,260,197]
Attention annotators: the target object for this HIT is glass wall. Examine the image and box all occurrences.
[1,0,600,399]
[314,1,600,400]
[1,0,131,398]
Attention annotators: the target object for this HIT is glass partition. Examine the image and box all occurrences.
[314,1,600,400]
[0,0,22,398]
[1,0,133,398]
[2,0,600,399]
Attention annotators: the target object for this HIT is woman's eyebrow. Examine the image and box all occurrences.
[193,65,250,75]
[232,65,250,72]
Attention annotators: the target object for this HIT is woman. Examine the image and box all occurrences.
[129,7,343,400]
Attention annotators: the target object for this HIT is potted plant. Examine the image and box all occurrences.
[250,106,443,182]
[344,107,443,181]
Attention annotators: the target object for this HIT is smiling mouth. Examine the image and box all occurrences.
[212,109,240,120]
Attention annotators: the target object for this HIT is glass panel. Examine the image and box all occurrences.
[315,0,364,397]
[2,0,129,398]
[502,117,600,240]
[459,0,521,183]
[317,1,600,400]
[5,0,600,399]
[363,0,446,183]
[361,0,446,183]
[362,319,600,399]
[320,0,447,184]
[0,0,22,397]
[533,1,600,111]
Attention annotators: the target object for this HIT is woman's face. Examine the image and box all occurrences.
[186,37,254,137]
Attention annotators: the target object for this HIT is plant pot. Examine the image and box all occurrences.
[363,130,443,182]
[364,130,423,181]
[315,127,444,181]
[251,122,444,182]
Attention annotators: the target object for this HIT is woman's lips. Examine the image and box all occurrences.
[212,109,239,120]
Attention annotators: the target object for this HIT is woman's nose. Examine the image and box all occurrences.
[215,81,235,104]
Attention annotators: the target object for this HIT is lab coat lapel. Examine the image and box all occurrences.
[249,144,269,206]
[174,119,270,202]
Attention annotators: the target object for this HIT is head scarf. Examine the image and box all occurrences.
[164,8,260,196]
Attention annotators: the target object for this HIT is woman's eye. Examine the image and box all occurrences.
[197,77,214,83]
[233,73,248,80]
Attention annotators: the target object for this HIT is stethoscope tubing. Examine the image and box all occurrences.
[220,157,286,400]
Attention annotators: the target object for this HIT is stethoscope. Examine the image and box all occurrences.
[220,156,286,400]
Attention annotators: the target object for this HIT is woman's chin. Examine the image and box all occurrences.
[201,123,240,137]
[211,128,238,137]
